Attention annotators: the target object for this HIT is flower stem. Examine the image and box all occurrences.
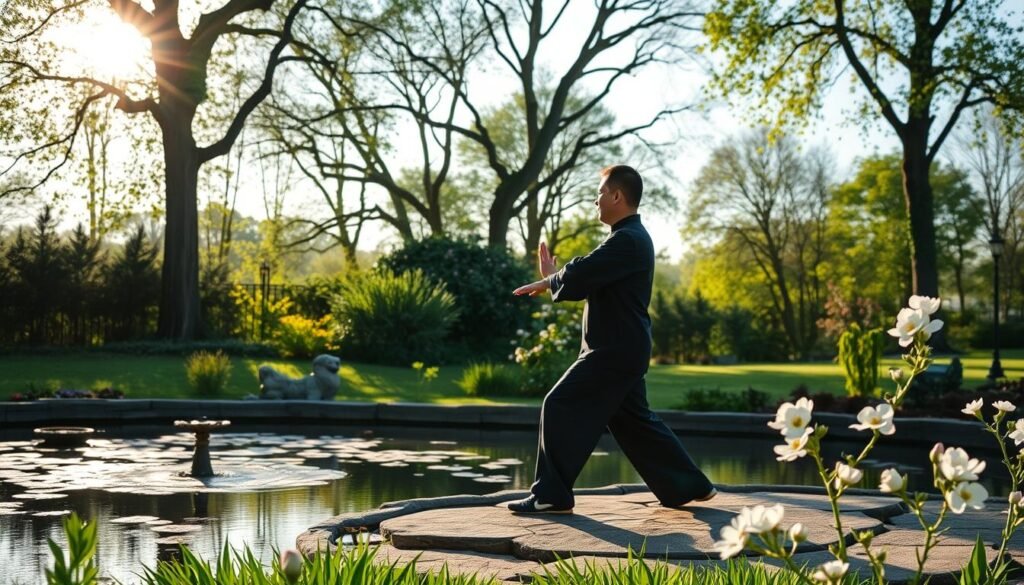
[812,447,847,561]
[908,499,948,585]
[985,418,1021,584]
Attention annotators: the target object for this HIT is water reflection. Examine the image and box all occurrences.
[0,423,1009,584]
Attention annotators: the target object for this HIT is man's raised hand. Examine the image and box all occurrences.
[538,242,558,277]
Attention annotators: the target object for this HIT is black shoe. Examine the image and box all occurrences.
[662,487,718,509]
[507,495,573,515]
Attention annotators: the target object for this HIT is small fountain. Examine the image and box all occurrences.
[174,419,231,477]
[33,426,96,448]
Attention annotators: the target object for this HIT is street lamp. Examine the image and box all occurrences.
[987,236,1005,381]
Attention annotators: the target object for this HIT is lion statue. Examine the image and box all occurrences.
[257,354,342,400]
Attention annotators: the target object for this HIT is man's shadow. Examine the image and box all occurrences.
[512,506,727,562]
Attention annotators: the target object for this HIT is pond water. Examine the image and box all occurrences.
[0,423,1011,584]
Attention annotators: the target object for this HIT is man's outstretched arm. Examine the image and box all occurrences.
[513,232,640,301]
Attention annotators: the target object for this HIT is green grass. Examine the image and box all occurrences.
[0,350,1021,409]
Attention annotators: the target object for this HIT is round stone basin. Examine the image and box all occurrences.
[33,427,96,449]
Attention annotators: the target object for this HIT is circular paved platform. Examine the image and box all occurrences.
[296,485,1023,584]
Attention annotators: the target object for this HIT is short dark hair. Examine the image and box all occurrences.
[600,165,643,208]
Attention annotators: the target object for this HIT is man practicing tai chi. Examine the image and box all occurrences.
[509,164,715,514]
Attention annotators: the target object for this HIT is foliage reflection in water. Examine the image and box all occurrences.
[0,423,1009,584]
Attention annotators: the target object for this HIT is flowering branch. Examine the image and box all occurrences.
[709,294,1018,585]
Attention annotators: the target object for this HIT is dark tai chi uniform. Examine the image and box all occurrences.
[530,213,712,509]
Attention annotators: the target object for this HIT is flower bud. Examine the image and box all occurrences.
[888,368,904,382]
[1010,491,1023,507]
[280,549,303,583]
[789,522,807,543]
[929,443,945,464]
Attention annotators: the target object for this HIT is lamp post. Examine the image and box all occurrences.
[987,236,1005,381]
[259,260,270,340]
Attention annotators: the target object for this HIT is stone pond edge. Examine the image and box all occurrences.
[0,399,988,449]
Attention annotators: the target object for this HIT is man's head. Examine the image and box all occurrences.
[596,165,643,225]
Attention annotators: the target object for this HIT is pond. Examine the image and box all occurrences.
[0,423,1010,584]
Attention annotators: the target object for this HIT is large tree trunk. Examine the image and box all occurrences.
[524,187,542,259]
[488,186,517,249]
[156,112,201,340]
[900,134,940,298]
[901,126,949,349]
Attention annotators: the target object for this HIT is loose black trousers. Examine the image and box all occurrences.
[529,354,713,508]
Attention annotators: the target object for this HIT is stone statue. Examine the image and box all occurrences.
[258,354,342,400]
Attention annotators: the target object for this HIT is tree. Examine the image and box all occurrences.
[827,155,915,309]
[4,206,66,343]
[77,94,158,241]
[267,0,486,247]
[704,0,1024,304]
[827,153,980,315]
[932,166,982,317]
[688,130,830,358]
[456,89,623,257]
[331,0,699,249]
[955,107,1024,319]
[1,0,310,339]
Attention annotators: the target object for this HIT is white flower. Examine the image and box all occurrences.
[849,404,895,435]
[993,401,1016,413]
[280,549,303,583]
[1009,419,1024,446]
[774,428,812,462]
[788,522,807,543]
[909,295,941,316]
[939,447,986,482]
[879,469,905,493]
[961,399,984,416]
[946,481,988,514]
[768,397,814,439]
[835,462,863,488]
[712,515,749,559]
[887,308,937,347]
[740,504,785,534]
[1008,491,1022,507]
[812,560,849,583]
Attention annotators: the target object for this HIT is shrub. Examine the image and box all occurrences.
[837,323,883,397]
[289,275,346,319]
[103,224,160,341]
[184,350,232,396]
[378,237,533,358]
[230,286,293,342]
[332,269,458,365]
[969,316,1024,349]
[512,303,582,396]
[457,362,521,396]
[274,314,335,358]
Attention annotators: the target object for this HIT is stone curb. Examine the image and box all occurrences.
[0,399,990,448]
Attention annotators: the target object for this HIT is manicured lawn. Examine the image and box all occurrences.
[0,349,1020,409]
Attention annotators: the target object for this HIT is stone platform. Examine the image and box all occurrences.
[297,485,1023,584]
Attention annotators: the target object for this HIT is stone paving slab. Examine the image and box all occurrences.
[379,493,883,562]
[299,486,1021,584]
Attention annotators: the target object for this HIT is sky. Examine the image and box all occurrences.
[3,1,910,262]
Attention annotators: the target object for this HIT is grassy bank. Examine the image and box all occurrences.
[1,349,1020,409]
